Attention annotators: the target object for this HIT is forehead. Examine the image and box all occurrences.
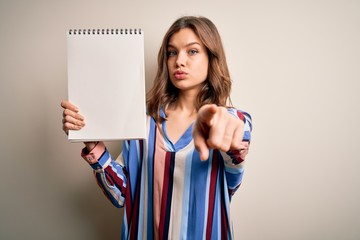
[167,28,203,47]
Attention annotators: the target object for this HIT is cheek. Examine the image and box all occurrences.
[198,59,209,78]
[167,57,175,66]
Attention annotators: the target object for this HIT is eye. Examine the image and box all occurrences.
[189,49,199,55]
[167,50,177,57]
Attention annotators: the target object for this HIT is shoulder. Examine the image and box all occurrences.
[227,107,252,122]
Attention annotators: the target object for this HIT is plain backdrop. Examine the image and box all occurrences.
[1,0,359,239]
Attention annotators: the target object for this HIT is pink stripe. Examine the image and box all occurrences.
[153,123,167,238]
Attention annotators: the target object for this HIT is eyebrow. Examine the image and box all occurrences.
[167,42,202,48]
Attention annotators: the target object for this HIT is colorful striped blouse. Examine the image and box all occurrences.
[84,108,252,239]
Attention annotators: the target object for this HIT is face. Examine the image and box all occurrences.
[167,28,209,94]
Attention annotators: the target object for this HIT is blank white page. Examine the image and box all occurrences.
[67,29,146,142]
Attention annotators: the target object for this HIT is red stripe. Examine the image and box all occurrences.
[129,182,141,240]
[236,111,245,122]
[221,199,229,240]
[158,152,172,240]
[139,140,144,161]
[94,166,126,204]
[206,152,219,240]
[104,171,114,186]
[122,146,133,227]
[220,163,229,240]
[228,149,245,164]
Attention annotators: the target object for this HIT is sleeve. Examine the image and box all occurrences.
[221,109,253,198]
[81,142,128,208]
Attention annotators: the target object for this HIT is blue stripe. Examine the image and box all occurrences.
[225,165,244,174]
[211,171,221,239]
[226,171,244,189]
[186,150,209,239]
[107,165,126,199]
[222,165,231,239]
[125,140,141,202]
[173,123,193,151]
[243,130,251,141]
[137,141,145,240]
[90,150,110,170]
[121,211,129,239]
[146,117,156,240]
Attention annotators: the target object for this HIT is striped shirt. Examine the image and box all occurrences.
[85,108,252,239]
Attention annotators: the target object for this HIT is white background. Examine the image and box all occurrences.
[1,0,359,239]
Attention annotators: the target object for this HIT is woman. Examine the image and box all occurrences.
[62,16,252,240]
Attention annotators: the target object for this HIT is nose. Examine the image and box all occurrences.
[175,51,186,68]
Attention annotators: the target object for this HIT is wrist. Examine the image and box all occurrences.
[84,141,99,151]
[81,141,105,164]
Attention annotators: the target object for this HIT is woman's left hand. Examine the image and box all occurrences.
[193,104,244,161]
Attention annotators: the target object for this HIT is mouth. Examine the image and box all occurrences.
[174,70,188,80]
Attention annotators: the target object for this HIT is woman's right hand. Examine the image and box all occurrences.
[61,100,85,135]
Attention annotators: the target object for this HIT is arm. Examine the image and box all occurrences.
[222,109,252,198]
[61,100,128,208]
[81,142,127,208]
[192,104,252,196]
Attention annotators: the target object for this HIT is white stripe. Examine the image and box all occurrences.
[179,148,193,238]
[99,171,124,206]
[168,145,191,237]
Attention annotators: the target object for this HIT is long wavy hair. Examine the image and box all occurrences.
[146,16,232,122]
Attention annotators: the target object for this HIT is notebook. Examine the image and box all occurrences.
[67,28,146,142]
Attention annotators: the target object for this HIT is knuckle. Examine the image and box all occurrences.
[63,109,70,116]
[214,134,232,152]
[65,115,76,124]
[221,140,231,152]
[64,122,71,129]
[207,138,222,149]
[232,141,242,150]
[237,121,244,130]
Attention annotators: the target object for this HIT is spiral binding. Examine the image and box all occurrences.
[68,28,142,35]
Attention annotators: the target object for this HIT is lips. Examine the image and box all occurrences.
[174,70,188,80]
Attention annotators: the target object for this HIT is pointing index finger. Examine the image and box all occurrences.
[198,104,218,127]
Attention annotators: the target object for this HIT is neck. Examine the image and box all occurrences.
[168,92,198,116]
